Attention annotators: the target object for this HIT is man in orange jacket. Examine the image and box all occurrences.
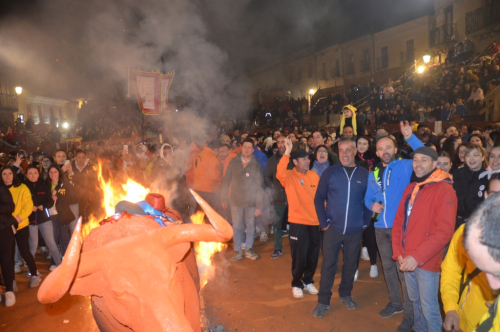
[193,140,222,211]
[277,137,321,299]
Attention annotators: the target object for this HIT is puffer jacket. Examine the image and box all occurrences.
[453,165,488,219]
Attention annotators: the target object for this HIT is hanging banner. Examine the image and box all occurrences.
[161,71,175,113]
[132,71,161,116]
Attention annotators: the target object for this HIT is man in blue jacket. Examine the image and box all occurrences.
[312,137,371,317]
[364,121,423,332]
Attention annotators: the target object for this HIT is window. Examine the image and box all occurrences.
[381,46,389,69]
[361,49,371,71]
[332,59,340,77]
[17,114,24,123]
[346,54,355,74]
[406,39,414,63]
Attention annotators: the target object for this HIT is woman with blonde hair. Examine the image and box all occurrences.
[452,145,488,229]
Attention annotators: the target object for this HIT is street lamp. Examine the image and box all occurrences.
[15,86,22,95]
[309,88,315,95]
[423,52,431,64]
[417,66,425,74]
[62,122,69,129]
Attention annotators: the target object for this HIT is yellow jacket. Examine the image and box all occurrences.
[441,224,495,332]
[9,183,34,231]
[474,299,500,332]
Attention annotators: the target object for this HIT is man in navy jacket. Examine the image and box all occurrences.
[312,137,371,317]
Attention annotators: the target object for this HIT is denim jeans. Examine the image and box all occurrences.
[68,203,79,236]
[375,228,414,322]
[405,268,442,332]
[231,206,256,253]
[52,215,71,257]
[29,223,62,266]
[272,205,286,250]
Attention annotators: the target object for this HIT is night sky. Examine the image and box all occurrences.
[0,0,434,100]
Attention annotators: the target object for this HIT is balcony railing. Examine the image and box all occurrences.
[0,93,18,110]
[430,23,457,47]
[345,63,355,75]
[359,59,371,72]
[399,50,415,65]
[466,0,500,34]
[376,56,389,70]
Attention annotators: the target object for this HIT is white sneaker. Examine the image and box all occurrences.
[49,265,57,271]
[353,269,359,282]
[370,265,378,278]
[46,254,51,260]
[360,247,370,261]
[27,270,42,278]
[14,264,21,274]
[260,232,268,242]
[40,246,48,254]
[292,287,304,299]
[303,283,319,295]
[5,292,15,307]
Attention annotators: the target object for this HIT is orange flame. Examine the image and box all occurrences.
[191,211,227,288]
[82,163,149,238]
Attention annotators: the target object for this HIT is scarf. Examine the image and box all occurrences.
[479,166,500,180]
[312,160,330,178]
[409,169,453,207]
[340,104,357,136]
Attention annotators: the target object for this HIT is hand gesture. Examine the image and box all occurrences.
[400,121,413,140]
[16,153,23,165]
[254,209,262,217]
[284,137,293,156]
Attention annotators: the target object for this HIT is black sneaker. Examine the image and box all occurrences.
[396,317,413,332]
[282,230,289,237]
[312,303,330,318]
[271,249,283,259]
[340,296,357,310]
[379,302,404,318]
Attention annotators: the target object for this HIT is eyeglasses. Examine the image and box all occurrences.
[318,151,328,155]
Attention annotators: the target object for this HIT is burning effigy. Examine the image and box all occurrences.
[37,164,233,332]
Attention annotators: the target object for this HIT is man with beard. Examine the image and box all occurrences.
[364,121,423,332]
[392,147,456,332]
[264,135,288,258]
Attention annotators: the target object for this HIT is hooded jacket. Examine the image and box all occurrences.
[441,224,494,332]
[314,162,371,234]
[364,134,424,229]
[9,183,34,230]
[392,169,457,272]
[25,179,54,225]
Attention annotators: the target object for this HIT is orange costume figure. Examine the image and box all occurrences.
[38,190,233,332]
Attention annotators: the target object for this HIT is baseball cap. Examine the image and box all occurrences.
[411,147,438,161]
[291,149,309,160]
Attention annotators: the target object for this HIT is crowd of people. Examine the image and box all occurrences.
[1,101,500,331]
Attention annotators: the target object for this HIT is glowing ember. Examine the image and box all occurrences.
[191,211,227,288]
[82,163,149,238]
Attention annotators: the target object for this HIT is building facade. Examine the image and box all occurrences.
[250,0,500,104]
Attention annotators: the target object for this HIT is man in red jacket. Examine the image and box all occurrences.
[392,147,457,332]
